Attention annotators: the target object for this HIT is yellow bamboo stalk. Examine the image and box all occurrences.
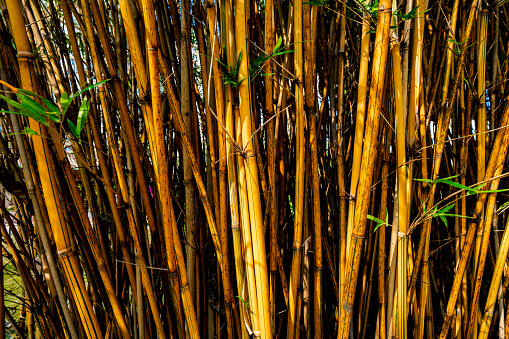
[287,0,304,335]
[376,139,390,339]
[304,3,321,336]
[439,73,509,339]
[80,3,169,335]
[50,137,132,339]
[478,208,509,339]
[234,105,262,336]
[339,0,392,336]
[141,0,201,337]
[407,0,426,148]
[234,0,272,335]
[205,2,249,335]
[441,0,461,105]
[346,6,366,262]
[264,0,277,331]
[226,114,249,339]
[391,28,408,339]
[5,0,103,337]
[158,47,238,339]
[476,8,487,181]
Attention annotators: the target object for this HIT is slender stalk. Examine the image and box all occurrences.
[339,0,392,336]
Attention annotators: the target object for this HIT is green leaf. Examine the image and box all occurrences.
[17,89,38,97]
[478,188,509,194]
[367,214,385,225]
[303,0,325,6]
[394,5,431,21]
[76,97,90,136]
[17,94,46,116]
[447,38,468,46]
[77,79,110,97]
[437,203,455,214]
[274,36,283,54]
[436,174,462,181]
[60,92,71,113]
[41,97,59,114]
[435,179,476,193]
[67,119,78,138]
[273,49,296,57]
[21,127,38,135]
[437,214,473,218]
[237,50,243,73]
[369,209,389,232]
[0,94,47,125]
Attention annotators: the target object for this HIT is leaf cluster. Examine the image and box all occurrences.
[0,80,109,139]
[249,36,295,80]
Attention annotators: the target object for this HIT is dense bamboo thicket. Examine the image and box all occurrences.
[1,0,509,337]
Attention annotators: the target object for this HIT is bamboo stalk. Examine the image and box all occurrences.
[5,1,104,337]
[234,0,272,335]
[339,0,392,337]
[287,0,305,335]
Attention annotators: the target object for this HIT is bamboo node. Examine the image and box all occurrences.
[351,233,364,239]
[180,283,190,290]
[397,231,407,238]
[57,248,73,257]
[17,51,33,59]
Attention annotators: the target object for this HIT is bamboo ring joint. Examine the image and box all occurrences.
[351,233,364,239]
[17,51,33,59]
[57,248,73,257]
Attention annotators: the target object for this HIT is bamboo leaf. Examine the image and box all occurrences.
[67,119,79,138]
[21,127,38,135]
[0,95,48,125]
[77,79,110,96]
[273,36,283,54]
[76,97,90,136]
[60,92,71,113]
[435,179,476,193]
[438,203,455,214]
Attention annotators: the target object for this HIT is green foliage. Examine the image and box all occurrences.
[250,36,295,80]
[368,208,389,232]
[413,174,509,227]
[303,0,328,7]
[217,50,245,88]
[414,174,509,196]
[447,38,469,55]
[394,5,431,21]
[0,79,109,139]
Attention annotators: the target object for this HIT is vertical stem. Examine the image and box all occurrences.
[339,0,392,336]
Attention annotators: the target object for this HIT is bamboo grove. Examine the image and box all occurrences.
[1,0,509,337]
